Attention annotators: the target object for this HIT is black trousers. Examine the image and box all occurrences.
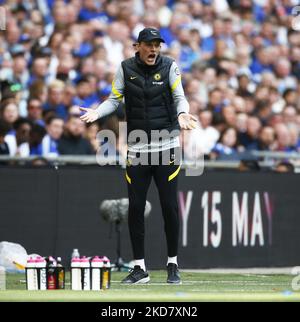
[125,148,181,260]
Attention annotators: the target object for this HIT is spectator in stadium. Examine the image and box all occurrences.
[103,22,128,67]
[273,161,295,173]
[257,126,276,151]
[29,123,46,156]
[238,159,261,172]
[43,79,68,120]
[236,73,253,97]
[282,105,297,125]
[269,86,285,114]
[211,126,239,160]
[173,26,200,72]
[207,39,228,70]
[254,99,273,126]
[184,78,202,102]
[41,116,64,157]
[222,105,237,128]
[30,156,50,167]
[28,80,48,105]
[5,18,21,47]
[273,123,294,152]
[282,88,298,107]
[274,57,297,94]
[56,54,76,83]
[26,97,44,127]
[0,100,20,133]
[236,112,248,134]
[73,76,99,108]
[80,27,197,285]
[7,47,29,88]
[28,57,50,86]
[238,116,262,151]
[5,117,32,157]
[63,84,77,109]
[250,47,273,78]
[201,19,224,58]
[58,114,94,155]
[207,87,224,113]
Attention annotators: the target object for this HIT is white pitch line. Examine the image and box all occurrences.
[181,267,294,274]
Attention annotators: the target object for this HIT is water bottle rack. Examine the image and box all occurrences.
[26,266,65,290]
[71,266,111,291]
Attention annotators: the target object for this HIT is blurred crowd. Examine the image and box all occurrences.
[0,0,300,166]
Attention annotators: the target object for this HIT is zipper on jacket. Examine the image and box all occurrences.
[144,72,151,139]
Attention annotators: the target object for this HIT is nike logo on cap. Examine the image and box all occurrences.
[130,76,137,80]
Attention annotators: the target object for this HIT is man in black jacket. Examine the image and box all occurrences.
[80,28,197,284]
[58,115,94,155]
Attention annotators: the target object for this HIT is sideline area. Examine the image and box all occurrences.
[1,271,299,302]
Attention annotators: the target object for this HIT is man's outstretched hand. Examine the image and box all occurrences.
[79,108,197,129]
[178,113,198,130]
[79,107,99,123]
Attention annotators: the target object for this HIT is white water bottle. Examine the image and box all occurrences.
[26,257,38,290]
[91,256,103,291]
[81,256,91,291]
[71,257,81,290]
[71,249,80,259]
[36,256,47,290]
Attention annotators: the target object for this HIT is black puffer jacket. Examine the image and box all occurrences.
[122,53,180,137]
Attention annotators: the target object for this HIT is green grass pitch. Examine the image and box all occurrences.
[0,271,299,302]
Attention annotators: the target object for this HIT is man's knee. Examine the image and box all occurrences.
[129,200,147,215]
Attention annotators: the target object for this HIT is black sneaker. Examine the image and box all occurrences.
[167,263,181,284]
[121,265,150,284]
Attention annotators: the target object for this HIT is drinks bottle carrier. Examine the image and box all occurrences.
[26,257,65,290]
[71,256,111,291]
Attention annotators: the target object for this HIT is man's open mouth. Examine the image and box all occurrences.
[148,54,156,60]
